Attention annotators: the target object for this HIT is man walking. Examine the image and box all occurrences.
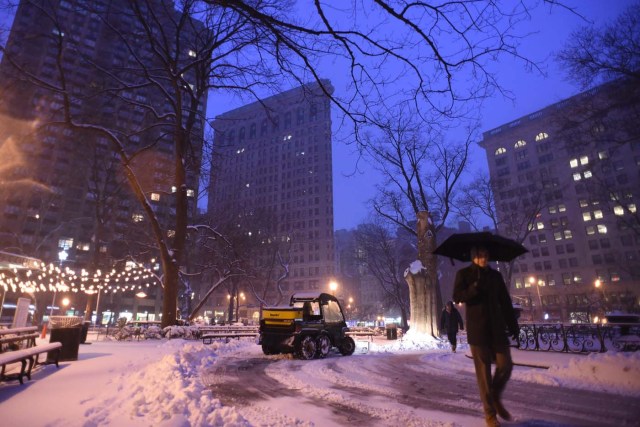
[440,300,464,352]
[453,246,519,427]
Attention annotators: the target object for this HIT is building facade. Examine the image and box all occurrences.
[207,81,336,309]
[0,0,206,322]
[480,80,640,323]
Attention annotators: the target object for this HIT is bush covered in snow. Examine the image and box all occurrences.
[162,325,200,339]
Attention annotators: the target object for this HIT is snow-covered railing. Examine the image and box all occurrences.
[512,323,640,353]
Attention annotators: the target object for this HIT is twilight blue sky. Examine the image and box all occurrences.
[324,0,636,230]
[0,1,635,231]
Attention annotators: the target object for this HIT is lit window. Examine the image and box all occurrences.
[535,132,549,141]
[629,204,637,213]
[558,204,566,212]
[579,199,589,208]
[585,226,595,235]
[536,222,544,230]
[186,189,195,197]
[548,206,557,214]
[188,49,196,57]
[598,150,609,160]
[514,140,527,148]
[593,210,603,219]
[554,232,562,241]
[583,170,592,179]
[99,245,107,253]
[597,224,607,234]
[236,148,245,154]
[573,173,581,181]
[495,147,506,155]
[79,243,90,251]
[569,158,578,168]
[582,212,592,221]
[579,156,589,165]
[564,230,572,239]
[151,193,160,201]
[132,213,144,222]
[58,238,73,250]
[171,186,177,193]
[245,183,250,188]
[52,28,65,37]
[614,206,624,216]
[283,134,292,141]
[167,230,175,237]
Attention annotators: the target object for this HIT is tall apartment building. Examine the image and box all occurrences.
[208,81,335,304]
[0,1,205,321]
[480,80,639,322]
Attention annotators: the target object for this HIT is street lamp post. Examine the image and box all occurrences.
[594,279,607,321]
[528,276,543,321]
[50,250,68,317]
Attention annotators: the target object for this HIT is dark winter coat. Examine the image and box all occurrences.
[440,306,463,335]
[452,263,518,346]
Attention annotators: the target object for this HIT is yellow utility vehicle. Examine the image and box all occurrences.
[259,292,356,359]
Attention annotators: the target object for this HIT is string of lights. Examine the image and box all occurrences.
[0,259,162,295]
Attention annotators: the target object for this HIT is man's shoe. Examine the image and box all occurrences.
[494,399,512,421]
[452,345,456,353]
[485,414,501,427]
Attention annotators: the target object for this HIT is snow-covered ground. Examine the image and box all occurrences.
[0,332,638,426]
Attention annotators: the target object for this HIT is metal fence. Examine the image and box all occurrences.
[513,323,639,353]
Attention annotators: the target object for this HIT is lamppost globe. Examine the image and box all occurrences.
[58,250,68,262]
[62,297,70,307]
[328,281,338,293]
[595,279,602,288]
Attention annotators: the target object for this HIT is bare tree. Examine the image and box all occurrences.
[354,222,411,330]
[557,1,640,89]
[360,107,473,336]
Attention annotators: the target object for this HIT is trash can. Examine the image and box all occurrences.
[80,321,91,344]
[48,316,83,361]
[386,323,398,340]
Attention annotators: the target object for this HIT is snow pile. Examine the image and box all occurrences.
[404,260,425,276]
[526,351,640,397]
[84,340,251,427]
[372,329,449,352]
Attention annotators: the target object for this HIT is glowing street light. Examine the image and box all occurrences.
[328,281,338,293]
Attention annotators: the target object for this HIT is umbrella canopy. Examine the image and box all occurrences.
[433,232,527,262]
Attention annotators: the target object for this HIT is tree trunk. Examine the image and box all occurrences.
[161,256,179,328]
[405,211,442,338]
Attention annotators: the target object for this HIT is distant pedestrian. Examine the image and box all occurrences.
[453,246,519,427]
[440,300,463,352]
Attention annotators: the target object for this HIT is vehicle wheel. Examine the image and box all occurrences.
[316,335,331,358]
[339,336,356,356]
[296,335,317,360]
[262,344,278,355]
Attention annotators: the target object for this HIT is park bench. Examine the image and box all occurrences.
[0,327,63,384]
[346,329,376,342]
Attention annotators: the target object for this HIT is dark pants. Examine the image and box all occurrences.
[447,331,457,347]
[469,344,513,417]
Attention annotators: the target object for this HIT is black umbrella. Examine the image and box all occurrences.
[433,232,528,262]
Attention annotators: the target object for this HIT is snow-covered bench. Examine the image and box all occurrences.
[0,328,63,384]
[0,342,63,384]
